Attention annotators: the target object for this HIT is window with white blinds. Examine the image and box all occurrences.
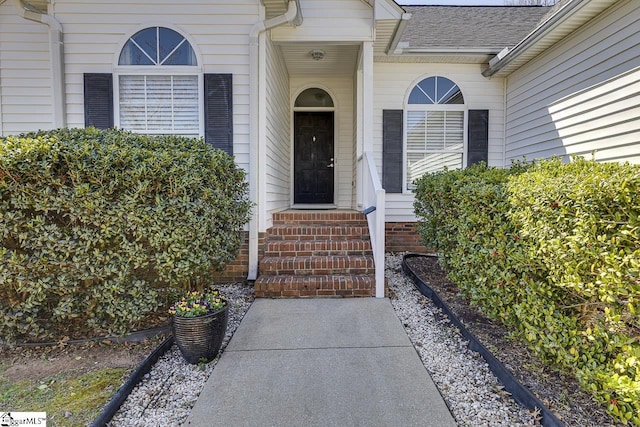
[119,75,199,135]
[117,27,199,136]
[405,76,466,190]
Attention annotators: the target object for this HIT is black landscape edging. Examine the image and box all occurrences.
[402,253,564,427]
[3,325,171,348]
[90,336,174,427]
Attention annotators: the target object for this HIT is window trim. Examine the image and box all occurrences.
[113,25,204,137]
[402,76,468,194]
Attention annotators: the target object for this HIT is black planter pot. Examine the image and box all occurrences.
[172,306,229,364]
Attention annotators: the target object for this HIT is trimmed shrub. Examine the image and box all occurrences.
[509,157,639,423]
[0,128,252,343]
[414,158,640,424]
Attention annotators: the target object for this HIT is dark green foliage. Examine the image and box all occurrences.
[414,158,639,424]
[0,128,252,343]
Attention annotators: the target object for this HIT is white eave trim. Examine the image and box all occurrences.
[482,0,617,77]
[387,12,411,54]
[375,0,406,19]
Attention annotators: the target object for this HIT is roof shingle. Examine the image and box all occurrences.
[400,6,551,50]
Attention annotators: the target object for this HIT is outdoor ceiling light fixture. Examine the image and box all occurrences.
[310,49,325,61]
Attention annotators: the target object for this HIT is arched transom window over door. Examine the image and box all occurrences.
[117,27,200,136]
[405,76,466,190]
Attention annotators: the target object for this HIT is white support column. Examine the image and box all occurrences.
[355,51,364,209]
[0,72,3,136]
[258,30,268,232]
[362,42,374,153]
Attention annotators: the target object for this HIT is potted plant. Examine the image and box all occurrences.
[170,289,229,364]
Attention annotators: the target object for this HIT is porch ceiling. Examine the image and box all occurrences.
[278,44,361,76]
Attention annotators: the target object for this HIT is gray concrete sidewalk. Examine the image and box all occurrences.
[186,298,456,427]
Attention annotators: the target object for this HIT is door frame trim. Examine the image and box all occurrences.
[290,86,338,208]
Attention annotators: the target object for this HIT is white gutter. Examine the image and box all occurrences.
[247,0,301,280]
[13,0,66,128]
[0,70,3,136]
[482,0,594,77]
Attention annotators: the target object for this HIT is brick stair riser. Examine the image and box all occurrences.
[259,256,375,276]
[254,275,376,298]
[268,226,370,240]
[264,240,372,257]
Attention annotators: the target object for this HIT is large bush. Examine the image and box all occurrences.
[414,159,640,424]
[0,128,252,343]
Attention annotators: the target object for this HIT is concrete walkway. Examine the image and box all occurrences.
[186,298,456,427]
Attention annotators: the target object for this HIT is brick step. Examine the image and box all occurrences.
[264,239,372,257]
[259,255,375,276]
[273,211,367,226]
[254,274,376,298]
[268,225,370,240]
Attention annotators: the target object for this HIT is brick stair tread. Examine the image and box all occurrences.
[268,225,370,240]
[265,239,372,257]
[260,254,374,264]
[273,212,367,225]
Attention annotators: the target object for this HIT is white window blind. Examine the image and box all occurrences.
[119,75,199,135]
[406,110,464,188]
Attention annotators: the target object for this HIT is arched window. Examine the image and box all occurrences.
[116,27,200,136]
[405,76,466,190]
[294,88,334,108]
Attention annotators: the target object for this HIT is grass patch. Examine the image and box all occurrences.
[1,365,128,426]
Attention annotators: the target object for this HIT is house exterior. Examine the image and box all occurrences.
[1,0,639,296]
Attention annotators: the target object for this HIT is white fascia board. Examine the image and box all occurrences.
[386,12,411,54]
[399,47,503,55]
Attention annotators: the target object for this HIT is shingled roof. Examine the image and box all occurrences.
[399,6,551,50]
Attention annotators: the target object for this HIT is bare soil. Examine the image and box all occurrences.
[1,336,167,384]
[404,255,623,427]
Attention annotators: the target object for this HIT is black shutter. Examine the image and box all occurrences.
[84,73,113,129]
[383,109,403,193]
[467,109,489,166]
[204,74,233,155]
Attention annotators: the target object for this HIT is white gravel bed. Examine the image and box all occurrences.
[386,253,540,426]
[108,283,254,427]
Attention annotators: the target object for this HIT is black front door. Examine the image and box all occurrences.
[294,112,334,204]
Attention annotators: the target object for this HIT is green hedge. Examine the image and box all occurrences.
[414,159,640,424]
[0,128,252,343]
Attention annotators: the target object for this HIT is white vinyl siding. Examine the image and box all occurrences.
[0,3,52,135]
[264,36,291,230]
[118,75,199,135]
[505,0,640,165]
[54,0,257,172]
[271,0,373,42]
[373,62,505,222]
